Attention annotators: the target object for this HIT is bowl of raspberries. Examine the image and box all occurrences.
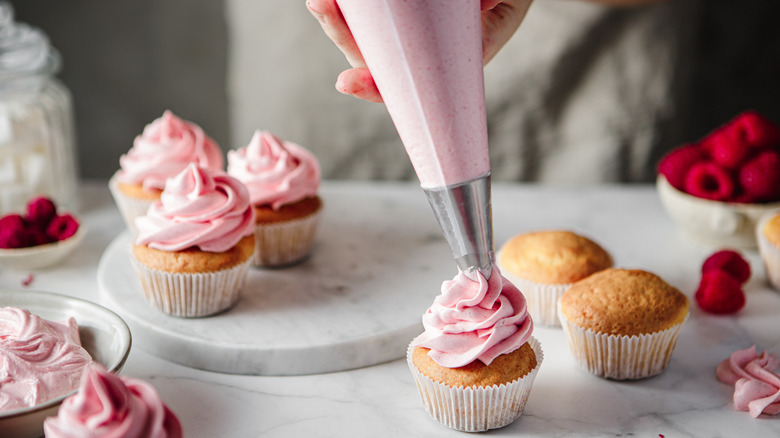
[0,196,86,270]
[657,110,780,249]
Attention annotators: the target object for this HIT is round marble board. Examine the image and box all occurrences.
[97,185,456,376]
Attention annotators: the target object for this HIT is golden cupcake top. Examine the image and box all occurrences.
[499,230,613,284]
[412,342,537,388]
[559,268,689,336]
[762,212,780,247]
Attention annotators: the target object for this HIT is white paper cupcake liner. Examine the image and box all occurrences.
[130,255,251,317]
[407,336,543,432]
[252,209,322,267]
[557,302,687,380]
[499,269,568,328]
[756,211,780,292]
[108,173,155,233]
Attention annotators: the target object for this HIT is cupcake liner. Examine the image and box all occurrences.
[498,264,568,327]
[252,209,322,267]
[108,173,155,233]
[756,211,780,292]
[407,337,543,432]
[130,255,251,317]
[557,302,687,380]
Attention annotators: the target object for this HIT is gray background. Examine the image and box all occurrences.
[14,0,780,182]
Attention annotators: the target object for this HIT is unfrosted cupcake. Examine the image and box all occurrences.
[408,266,542,432]
[558,268,689,380]
[109,110,224,231]
[497,230,613,327]
[43,363,183,438]
[757,210,780,291]
[132,163,255,317]
[227,130,322,267]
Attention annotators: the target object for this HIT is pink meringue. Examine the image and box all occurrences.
[0,307,92,412]
[118,110,224,192]
[43,364,183,438]
[227,130,320,210]
[135,164,255,253]
[716,346,780,417]
[412,266,534,368]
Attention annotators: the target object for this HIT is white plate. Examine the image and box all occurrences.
[0,226,87,271]
[0,290,132,438]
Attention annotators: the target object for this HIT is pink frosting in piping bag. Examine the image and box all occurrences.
[118,110,224,192]
[0,307,92,413]
[412,266,533,368]
[227,130,320,210]
[43,364,183,438]
[716,346,780,417]
[135,164,255,253]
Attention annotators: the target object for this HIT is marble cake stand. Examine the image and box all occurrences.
[97,186,457,376]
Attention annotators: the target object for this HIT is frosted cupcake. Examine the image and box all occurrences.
[408,266,542,432]
[43,364,183,438]
[227,130,322,267]
[497,230,613,327]
[132,163,255,317]
[757,210,780,291]
[110,110,224,231]
[558,268,689,380]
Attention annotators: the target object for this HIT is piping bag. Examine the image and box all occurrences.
[336,0,493,278]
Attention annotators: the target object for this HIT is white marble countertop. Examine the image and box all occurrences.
[1,181,779,437]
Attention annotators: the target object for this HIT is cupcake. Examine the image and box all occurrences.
[109,110,224,231]
[132,163,255,317]
[43,363,183,438]
[558,268,689,380]
[497,230,613,327]
[408,266,542,432]
[227,130,322,267]
[757,210,780,291]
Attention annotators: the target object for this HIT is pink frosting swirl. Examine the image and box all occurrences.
[0,307,92,412]
[135,164,255,253]
[43,364,183,438]
[227,130,320,210]
[411,266,534,368]
[118,110,224,192]
[716,346,780,417]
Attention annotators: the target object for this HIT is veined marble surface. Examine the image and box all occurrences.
[1,181,778,437]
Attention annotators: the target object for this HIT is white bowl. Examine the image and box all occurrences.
[0,290,132,438]
[656,175,780,249]
[0,226,87,270]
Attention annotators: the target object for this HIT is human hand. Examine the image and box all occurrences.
[306,0,533,103]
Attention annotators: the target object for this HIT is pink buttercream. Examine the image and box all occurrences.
[43,364,183,438]
[716,346,780,417]
[227,130,320,210]
[135,164,255,253]
[0,307,92,413]
[412,266,534,368]
[118,110,224,192]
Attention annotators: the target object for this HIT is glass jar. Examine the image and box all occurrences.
[0,2,78,215]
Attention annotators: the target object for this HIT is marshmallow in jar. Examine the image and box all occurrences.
[0,2,78,215]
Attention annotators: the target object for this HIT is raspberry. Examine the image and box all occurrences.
[695,270,746,314]
[25,196,57,227]
[0,227,31,249]
[27,225,54,246]
[658,144,706,190]
[45,214,80,242]
[683,161,735,201]
[0,213,27,232]
[731,110,780,149]
[702,129,753,170]
[702,250,751,284]
[737,149,780,202]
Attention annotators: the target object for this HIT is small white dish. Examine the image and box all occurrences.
[0,290,132,438]
[0,226,87,271]
[657,175,780,249]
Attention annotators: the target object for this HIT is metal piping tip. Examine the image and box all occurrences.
[423,173,494,279]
